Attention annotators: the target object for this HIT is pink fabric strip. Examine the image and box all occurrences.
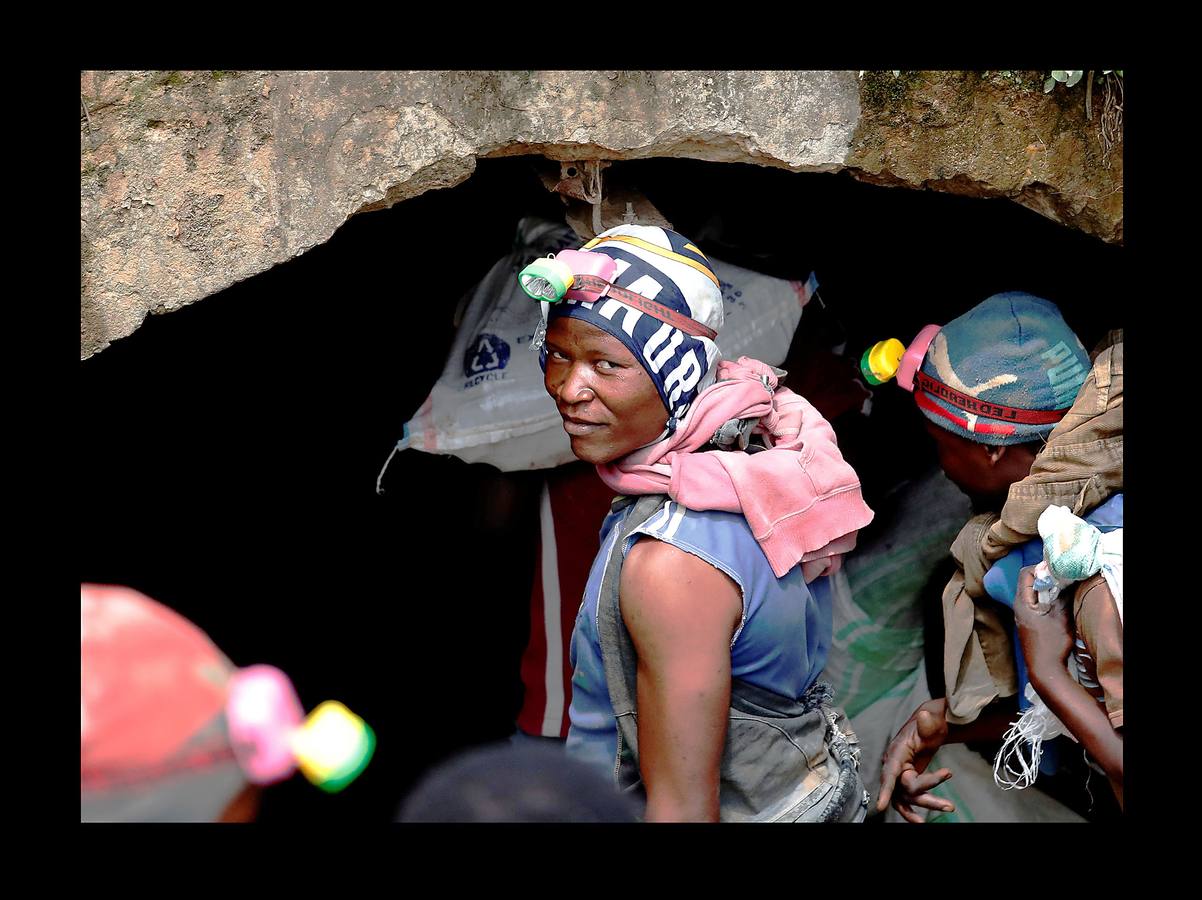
[597,357,874,579]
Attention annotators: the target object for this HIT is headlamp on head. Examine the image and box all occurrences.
[226,665,375,794]
[859,325,942,390]
[518,249,617,303]
[518,245,718,354]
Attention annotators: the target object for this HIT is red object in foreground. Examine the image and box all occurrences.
[81,584,236,787]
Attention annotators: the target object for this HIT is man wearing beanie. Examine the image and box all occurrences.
[531,224,875,822]
[875,294,1123,821]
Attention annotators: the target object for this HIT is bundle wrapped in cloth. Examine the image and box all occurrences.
[993,508,1124,790]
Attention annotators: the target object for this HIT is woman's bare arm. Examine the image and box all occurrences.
[620,537,743,822]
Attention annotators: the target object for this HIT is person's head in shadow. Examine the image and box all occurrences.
[397,742,638,823]
[81,583,257,822]
[81,583,374,822]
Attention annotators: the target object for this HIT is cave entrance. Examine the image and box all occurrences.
[79,154,1123,821]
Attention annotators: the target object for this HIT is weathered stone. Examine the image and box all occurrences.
[846,71,1123,245]
[80,70,1121,359]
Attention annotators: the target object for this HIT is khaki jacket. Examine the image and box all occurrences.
[943,332,1123,724]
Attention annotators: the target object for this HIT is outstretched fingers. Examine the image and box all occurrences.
[877,758,909,812]
[899,766,953,795]
[893,800,927,824]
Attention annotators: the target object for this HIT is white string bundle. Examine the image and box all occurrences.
[994,682,1069,790]
[993,506,1123,791]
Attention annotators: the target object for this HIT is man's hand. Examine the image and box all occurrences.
[1014,566,1074,679]
[877,698,955,823]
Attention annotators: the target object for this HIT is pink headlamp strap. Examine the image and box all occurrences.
[557,248,614,285]
[225,665,305,785]
[897,324,942,392]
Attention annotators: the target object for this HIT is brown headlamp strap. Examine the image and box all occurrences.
[570,274,718,341]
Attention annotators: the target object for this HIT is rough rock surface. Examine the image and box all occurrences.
[846,71,1123,246]
[81,70,1122,358]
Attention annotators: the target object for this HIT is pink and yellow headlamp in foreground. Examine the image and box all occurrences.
[225,665,375,793]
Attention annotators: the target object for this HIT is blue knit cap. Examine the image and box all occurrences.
[541,225,724,433]
[916,292,1090,446]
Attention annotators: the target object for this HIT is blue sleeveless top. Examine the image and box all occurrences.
[565,498,833,777]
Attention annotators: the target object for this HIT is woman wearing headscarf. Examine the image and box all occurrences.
[525,225,875,822]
